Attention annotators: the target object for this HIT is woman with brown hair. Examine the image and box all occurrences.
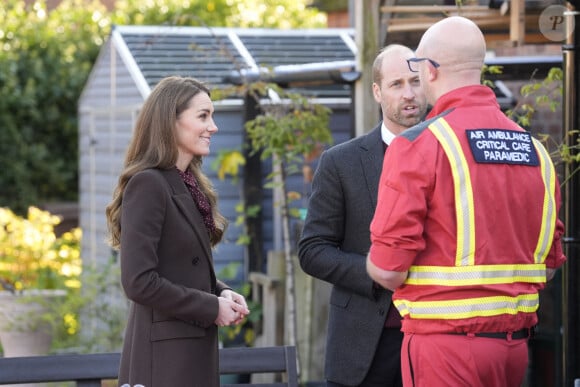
[106,76,249,387]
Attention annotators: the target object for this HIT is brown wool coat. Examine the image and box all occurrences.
[117,168,230,387]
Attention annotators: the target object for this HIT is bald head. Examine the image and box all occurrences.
[419,16,486,70]
[415,16,486,103]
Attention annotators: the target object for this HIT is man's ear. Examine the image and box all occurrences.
[428,64,438,82]
[372,82,381,103]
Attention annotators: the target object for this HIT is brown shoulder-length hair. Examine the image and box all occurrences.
[105,76,227,249]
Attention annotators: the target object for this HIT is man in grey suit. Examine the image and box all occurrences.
[298,44,427,387]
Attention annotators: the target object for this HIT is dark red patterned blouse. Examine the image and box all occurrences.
[176,167,217,237]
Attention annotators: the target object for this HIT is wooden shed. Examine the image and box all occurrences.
[78,25,358,281]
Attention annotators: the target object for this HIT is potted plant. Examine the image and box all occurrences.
[0,206,82,356]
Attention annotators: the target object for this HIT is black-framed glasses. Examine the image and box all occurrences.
[406,57,440,73]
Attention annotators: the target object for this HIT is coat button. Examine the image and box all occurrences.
[192,256,200,265]
[379,308,385,316]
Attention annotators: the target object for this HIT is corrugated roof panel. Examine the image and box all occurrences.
[115,26,356,96]
[239,34,355,66]
[121,32,249,88]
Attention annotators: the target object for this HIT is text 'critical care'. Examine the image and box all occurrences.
[466,129,539,166]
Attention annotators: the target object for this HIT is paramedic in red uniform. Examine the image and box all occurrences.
[366,16,567,387]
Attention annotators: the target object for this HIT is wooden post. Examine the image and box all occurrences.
[509,0,525,45]
[354,0,381,137]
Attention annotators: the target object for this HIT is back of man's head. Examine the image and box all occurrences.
[416,16,486,103]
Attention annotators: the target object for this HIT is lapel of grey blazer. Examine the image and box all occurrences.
[160,168,213,260]
[360,125,385,209]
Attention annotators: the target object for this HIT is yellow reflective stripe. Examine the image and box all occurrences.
[532,138,557,264]
[405,264,547,285]
[428,119,475,266]
[393,293,539,319]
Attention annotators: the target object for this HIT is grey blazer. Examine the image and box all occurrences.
[118,168,230,387]
[298,125,397,385]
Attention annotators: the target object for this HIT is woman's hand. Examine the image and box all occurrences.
[215,290,250,327]
[221,289,249,309]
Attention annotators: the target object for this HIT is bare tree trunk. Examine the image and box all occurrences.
[272,155,301,378]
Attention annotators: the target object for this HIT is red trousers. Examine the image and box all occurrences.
[401,333,528,387]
